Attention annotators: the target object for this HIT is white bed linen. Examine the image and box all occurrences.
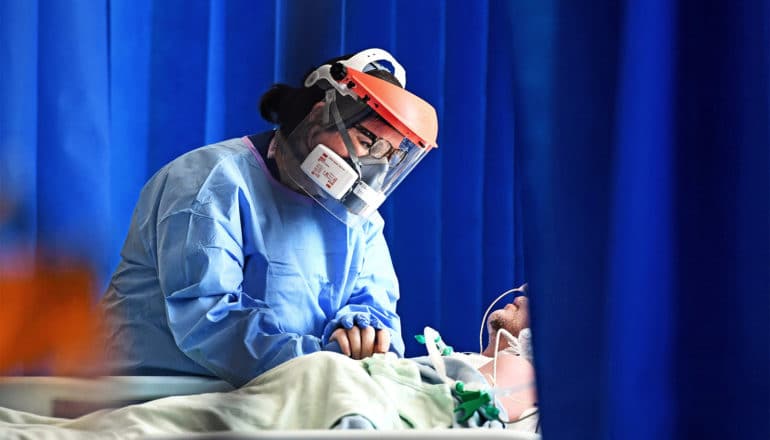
[147,429,541,439]
[0,352,541,439]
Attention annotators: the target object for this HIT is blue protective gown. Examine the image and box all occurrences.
[101,132,404,387]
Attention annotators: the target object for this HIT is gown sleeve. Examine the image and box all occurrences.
[321,219,405,357]
[156,205,322,388]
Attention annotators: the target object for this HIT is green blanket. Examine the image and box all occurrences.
[0,352,455,438]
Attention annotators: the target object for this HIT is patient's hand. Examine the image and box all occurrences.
[330,326,390,360]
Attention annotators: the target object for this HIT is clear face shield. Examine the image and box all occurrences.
[276,89,431,227]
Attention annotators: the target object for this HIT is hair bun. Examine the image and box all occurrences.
[259,84,293,124]
[257,56,402,135]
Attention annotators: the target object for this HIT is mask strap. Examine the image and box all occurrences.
[490,328,518,387]
[325,90,362,174]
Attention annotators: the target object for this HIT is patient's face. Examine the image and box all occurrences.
[487,295,530,338]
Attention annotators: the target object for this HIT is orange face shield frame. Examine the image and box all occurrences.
[329,64,439,151]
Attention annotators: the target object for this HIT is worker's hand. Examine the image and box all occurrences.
[330,326,390,359]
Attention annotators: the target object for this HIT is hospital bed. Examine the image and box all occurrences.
[0,355,540,439]
[0,375,234,418]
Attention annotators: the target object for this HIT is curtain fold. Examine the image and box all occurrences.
[605,0,676,437]
[0,1,38,253]
[510,0,770,439]
[671,1,770,438]
[0,0,520,359]
[108,0,152,269]
[37,0,112,276]
[3,1,767,437]
[439,0,489,346]
[386,0,447,350]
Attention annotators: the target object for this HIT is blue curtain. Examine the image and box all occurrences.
[0,0,521,358]
[2,0,768,438]
[510,0,770,439]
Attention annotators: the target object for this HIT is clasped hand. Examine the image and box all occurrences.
[329,326,390,360]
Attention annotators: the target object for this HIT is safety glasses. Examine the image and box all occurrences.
[353,123,407,166]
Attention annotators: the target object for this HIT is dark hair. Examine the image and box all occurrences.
[259,54,402,136]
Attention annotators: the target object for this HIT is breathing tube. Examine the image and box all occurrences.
[417,284,535,424]
[477,284,535,423]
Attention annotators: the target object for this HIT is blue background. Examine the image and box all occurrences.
[1,1,768,438]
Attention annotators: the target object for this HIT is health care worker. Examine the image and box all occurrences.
[101,49,439,387]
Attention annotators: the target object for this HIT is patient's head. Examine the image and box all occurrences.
[483,296,530,356]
